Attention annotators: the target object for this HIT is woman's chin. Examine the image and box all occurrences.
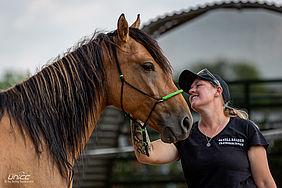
[191,102,201,112]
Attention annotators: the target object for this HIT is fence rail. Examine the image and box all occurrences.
[86,128,282,157]
[228,79,282,114]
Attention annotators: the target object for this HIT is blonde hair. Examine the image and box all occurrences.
[224,103,260,128]
[224,104,249,120]
[207,81,248,119]
[208,81,258,127]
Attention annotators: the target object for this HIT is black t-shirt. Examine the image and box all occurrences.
[175,117,268,188]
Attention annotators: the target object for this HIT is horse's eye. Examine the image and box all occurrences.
[142,62,155,71]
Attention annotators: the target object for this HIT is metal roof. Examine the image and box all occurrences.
[142,1,282,38]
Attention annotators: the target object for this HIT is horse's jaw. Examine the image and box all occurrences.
[160,125,190,143]
[160,117,191,143]
[135,117,191,144]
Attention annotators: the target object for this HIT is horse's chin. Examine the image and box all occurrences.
[133,119,189,144]
[132,119,190,143]
[160,126,177,143]
[160,126,189,144]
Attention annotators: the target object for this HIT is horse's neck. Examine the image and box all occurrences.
[73,103,105,160]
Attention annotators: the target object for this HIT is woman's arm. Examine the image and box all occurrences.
[248,146,277,188]
[131,120,179,165]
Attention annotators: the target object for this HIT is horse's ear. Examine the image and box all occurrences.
[130,14,140,29]
[117,13,129,43]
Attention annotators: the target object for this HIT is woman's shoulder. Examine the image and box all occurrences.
[229,117,255,127]
[229,117,260,134]
[229,117,268,149]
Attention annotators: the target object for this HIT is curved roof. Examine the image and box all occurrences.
[142,1,282,38]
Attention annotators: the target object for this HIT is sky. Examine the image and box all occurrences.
[1,0,282,78]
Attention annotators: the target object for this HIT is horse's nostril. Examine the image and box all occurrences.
[182,117,192,131]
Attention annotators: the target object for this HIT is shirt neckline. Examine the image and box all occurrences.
[196,117,233,139]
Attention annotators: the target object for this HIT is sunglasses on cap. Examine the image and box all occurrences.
[197,68,221,87]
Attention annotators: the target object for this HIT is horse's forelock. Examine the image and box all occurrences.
[105,29,173,76]
[128,28,173,76]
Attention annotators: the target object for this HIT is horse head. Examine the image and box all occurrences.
[104,14,193,143]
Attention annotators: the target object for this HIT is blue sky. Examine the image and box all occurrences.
[1,0,282,77]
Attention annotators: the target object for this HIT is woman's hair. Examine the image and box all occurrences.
[223,104,260,128]
[224,104,249,120]
[207,80,260,128]
[208,81,249,120]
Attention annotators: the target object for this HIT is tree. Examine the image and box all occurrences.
[0,70,28,90]
[188,58,260,81]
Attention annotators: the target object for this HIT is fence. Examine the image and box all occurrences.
[228,79,282,114]
[76,79,282,187]
[108,79,282,187]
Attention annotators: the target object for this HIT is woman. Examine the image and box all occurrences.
[131,68,276,188]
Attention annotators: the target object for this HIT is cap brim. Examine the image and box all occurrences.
[179,69,216,93]
[179,70,199,93]
[179,69,231,103]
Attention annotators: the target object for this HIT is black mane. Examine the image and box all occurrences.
[0,28,172,186]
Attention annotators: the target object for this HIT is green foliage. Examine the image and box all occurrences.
[0,70,28,90]
[231,63,260,80]
[189,58,260,81]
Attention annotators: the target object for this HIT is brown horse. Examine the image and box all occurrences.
[0,14,192,187]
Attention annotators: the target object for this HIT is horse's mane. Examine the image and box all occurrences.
[0,28,172,185]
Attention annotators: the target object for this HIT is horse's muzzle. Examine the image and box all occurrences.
[161,116,192,143]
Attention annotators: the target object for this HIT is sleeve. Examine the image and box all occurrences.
[173,141,182,161]
[247,120,268,150]
[174,141,181,151]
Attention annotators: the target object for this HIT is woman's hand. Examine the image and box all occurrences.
[131,120,179,165]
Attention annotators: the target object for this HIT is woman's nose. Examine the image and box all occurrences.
[189,87,195,95]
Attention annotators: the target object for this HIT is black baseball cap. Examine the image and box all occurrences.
[179,68,231,103]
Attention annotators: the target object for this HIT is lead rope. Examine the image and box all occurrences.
[110,36,183,156]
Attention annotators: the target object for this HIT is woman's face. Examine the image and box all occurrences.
[188,78,218,111]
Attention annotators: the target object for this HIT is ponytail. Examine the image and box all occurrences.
[224,103,259,128]
[224,104,248,120]
[209,81,258,128]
